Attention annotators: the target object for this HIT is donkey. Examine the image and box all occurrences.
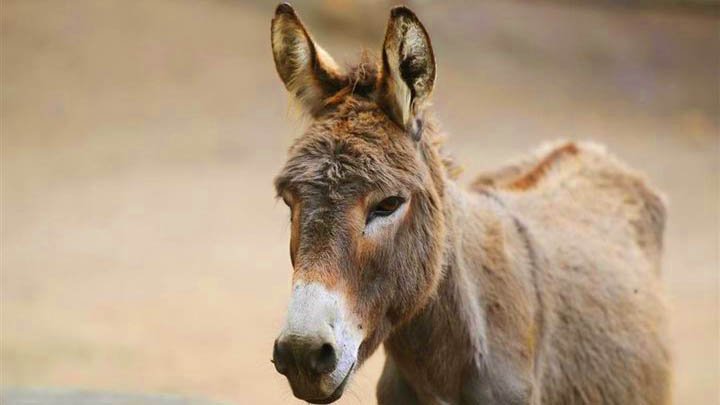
[269,4,671,404]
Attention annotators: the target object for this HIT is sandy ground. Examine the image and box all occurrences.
[1,1,718,404]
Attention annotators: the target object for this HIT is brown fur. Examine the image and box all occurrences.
[271,4,670,404]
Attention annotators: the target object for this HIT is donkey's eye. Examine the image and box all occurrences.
[368,196,405,223]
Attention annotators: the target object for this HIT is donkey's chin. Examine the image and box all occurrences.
[309,363,355,404]
[288,362,355,404]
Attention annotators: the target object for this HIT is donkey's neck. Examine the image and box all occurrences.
[384,181,490,400]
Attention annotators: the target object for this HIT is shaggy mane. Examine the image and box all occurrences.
[318,52,462,180]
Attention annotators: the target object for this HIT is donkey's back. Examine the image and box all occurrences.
[473,141,670,404]
[473,141,666,270]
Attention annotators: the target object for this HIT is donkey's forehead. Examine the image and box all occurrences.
[275,105,423,198]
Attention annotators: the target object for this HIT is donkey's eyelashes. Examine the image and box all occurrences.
[367,196,406,224]
[375,196,405,214]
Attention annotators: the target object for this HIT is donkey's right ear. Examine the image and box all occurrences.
[271,3,345,116]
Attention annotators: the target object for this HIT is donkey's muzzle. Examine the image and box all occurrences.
[273,281,363,403]
[273,336,339,376]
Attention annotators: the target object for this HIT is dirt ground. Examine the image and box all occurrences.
[1,1,718,404]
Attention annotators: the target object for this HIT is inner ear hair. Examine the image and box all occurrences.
[271,3,346,116]
[379,6,436,137]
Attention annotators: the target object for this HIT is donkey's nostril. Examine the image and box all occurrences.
[309,343,338,375]
[273,339,291,375]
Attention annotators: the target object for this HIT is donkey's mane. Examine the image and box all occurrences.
[315,52,380,109]
[319,52,462,180]
[344,52,380,98]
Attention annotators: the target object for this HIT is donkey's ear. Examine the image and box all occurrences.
[271,3,345,116]
[379,6,436,138]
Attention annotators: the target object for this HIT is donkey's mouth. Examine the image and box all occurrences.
[304,362,355,404]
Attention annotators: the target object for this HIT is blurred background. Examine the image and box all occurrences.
[1,0,718,403]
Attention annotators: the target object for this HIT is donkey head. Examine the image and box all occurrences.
[270,4,446,403]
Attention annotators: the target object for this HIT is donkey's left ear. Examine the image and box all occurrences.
[379,6,436,139]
